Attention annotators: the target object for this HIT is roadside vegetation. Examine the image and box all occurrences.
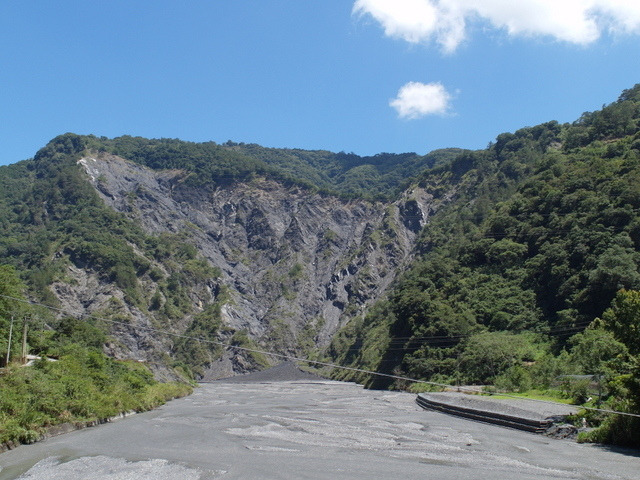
[0,351,192,446]
[0,265,192,447]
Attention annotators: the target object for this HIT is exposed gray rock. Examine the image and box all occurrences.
[64,154,447,378]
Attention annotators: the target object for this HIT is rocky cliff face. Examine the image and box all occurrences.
[58,153,443,378]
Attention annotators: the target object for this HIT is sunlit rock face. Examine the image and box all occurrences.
[65,153,444,378]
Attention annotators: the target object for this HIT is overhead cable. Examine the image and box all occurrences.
[2,293,639,419]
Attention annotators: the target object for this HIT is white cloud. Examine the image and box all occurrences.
[353,0,640,53]
[390,81,453,119]
[353,0,464,53]
[596,0,640,34]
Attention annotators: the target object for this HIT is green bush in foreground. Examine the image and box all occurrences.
[0,347,192,445]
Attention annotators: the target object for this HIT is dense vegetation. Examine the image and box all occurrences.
[80,134,461,201]
[328,84,640,446]
[223,142,463,200]
[0,266,192,446]
[0,133,232,367]
[0,351,192,446]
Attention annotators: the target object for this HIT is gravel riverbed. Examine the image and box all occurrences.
[2,364,637,480]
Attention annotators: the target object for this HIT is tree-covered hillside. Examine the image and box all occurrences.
[56,134,462,201]
[0,264,192,447]
[222,142,464,200]
[328,84,640,446]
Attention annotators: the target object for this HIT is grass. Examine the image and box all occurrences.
[0,349,192,446]
[483,389,574,404]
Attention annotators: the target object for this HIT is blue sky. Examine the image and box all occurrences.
[1,1,640,166]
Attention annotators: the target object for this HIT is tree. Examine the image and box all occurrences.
[458,332,539,384]
[569,326,627,375]
[0,265,27,365]
[582,289,640,447]
[602,289,640,356]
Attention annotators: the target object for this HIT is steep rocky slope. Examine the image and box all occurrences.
[60,153,445,378]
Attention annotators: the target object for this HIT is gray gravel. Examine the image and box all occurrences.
[213,362,327,383]
[224,364,578,421]
[2,375,637,480]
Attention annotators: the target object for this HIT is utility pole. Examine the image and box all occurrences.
[6,315,14,365]
[21,314,30,365]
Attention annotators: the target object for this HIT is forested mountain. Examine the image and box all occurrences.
[1,84,640,446]
[69,134,462,201]
[222,142,463,200]
[0,129,445,380]
[330,84,640,377]
[327,84,640,445]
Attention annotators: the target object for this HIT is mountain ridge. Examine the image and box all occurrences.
[1,139,453,380]
[0,84,638,384]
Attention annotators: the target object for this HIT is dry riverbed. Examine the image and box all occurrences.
[1,367,638,479]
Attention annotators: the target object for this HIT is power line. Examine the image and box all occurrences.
[2,293,640,419]
[355,321,595,351]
